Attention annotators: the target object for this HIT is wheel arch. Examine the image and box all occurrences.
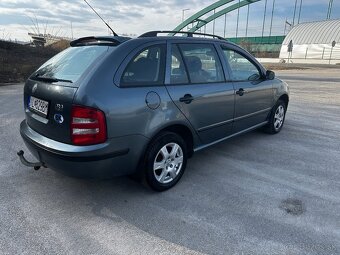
[133,122,197,176]
[278,93,289,108]
[267,93,289,121]
[149,123,196,158]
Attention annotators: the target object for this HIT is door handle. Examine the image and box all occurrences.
[236,88,248,96]
[179,94,194,104]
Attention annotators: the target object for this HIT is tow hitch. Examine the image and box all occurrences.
[17,150,46,170]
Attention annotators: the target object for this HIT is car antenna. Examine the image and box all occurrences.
[83,0,118,36]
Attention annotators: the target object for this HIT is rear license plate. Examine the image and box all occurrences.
[28,96,49,117]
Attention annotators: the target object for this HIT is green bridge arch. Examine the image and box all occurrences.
[171,0,260,34]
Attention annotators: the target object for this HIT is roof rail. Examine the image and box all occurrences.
[139,31,227,41]
[70,36,130,47]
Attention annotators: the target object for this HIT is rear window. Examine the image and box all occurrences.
[33,46,109,83]
[120,44,166,87]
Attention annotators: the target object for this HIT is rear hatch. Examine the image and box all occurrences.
[24,44,111,144]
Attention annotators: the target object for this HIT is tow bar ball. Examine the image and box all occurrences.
[17,150,45,171]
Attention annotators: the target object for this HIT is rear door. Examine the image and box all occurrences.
[165,42,235,144]
[220,44,274,133]
[24,80,77,144]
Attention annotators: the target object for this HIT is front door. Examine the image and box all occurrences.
[165,42,235,144]
[220,45,274,133]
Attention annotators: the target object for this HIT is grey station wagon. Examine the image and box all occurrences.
[19,31,289,191]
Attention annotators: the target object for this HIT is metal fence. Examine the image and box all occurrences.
[280,43,340,62]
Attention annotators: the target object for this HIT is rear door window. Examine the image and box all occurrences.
[120,45,166,87]
[177,44,224,84]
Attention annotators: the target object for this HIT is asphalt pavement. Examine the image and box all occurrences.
[0,68,339,255]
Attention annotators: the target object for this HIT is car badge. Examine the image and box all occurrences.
[32,84,38,94]
[54,114,64,124]
[55,103,64,111]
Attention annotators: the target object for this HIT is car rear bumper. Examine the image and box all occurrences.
[20,120,148,178]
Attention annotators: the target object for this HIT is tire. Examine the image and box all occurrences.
[264,100,287,134]
[144,132,187,191]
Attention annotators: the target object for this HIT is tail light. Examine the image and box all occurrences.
[71,105,107,146]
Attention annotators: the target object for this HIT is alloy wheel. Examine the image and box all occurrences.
[153,143,184,184]
[274,105,285,131]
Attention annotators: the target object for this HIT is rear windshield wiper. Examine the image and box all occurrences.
[32,74,73,83]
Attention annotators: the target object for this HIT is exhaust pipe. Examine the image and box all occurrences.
[17,150,46,170]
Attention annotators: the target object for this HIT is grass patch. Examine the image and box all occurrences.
[0,40,68,83]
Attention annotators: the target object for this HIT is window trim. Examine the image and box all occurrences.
[177,44,192,84]
[114,42,167,88]
[220,44,265,83]
[169,44,191,84]
[167,42,227,86]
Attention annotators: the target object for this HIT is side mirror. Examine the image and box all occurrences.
[266,70,275,80]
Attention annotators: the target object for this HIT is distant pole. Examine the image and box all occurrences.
[245,4,250,37]
[284,19,293,35]
[329,47,333,64]
[322,47,325,59]
[182,8,190,31]
[213,9,216,35]
[70,22,74,39]
[327,0,333,19]
[329,0,334,19]
[284,19,287,35]
[236,0,240,38]
[224,14,227,38]
[269,0,276,36]
[262,0,268,37]
[293,0,298,25]
[297,0,303,24]
[330,41,336,64]
[182,8,190,22]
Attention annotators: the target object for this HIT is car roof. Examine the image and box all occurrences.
[70,31,235,47]
[128,36,239,49]
[134,36,225,42]
[137,30,228,43]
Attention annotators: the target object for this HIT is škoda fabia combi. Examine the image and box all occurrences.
[18,31,289,191]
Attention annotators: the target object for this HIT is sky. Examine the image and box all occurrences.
[0,0,339,42]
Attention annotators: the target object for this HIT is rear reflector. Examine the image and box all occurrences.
[72,117,98,124]
[71,105,107,145]
[72,128,99,135]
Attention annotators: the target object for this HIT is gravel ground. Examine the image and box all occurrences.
[0,69,339,255]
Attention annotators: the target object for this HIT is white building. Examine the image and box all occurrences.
[279,19,340,64]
